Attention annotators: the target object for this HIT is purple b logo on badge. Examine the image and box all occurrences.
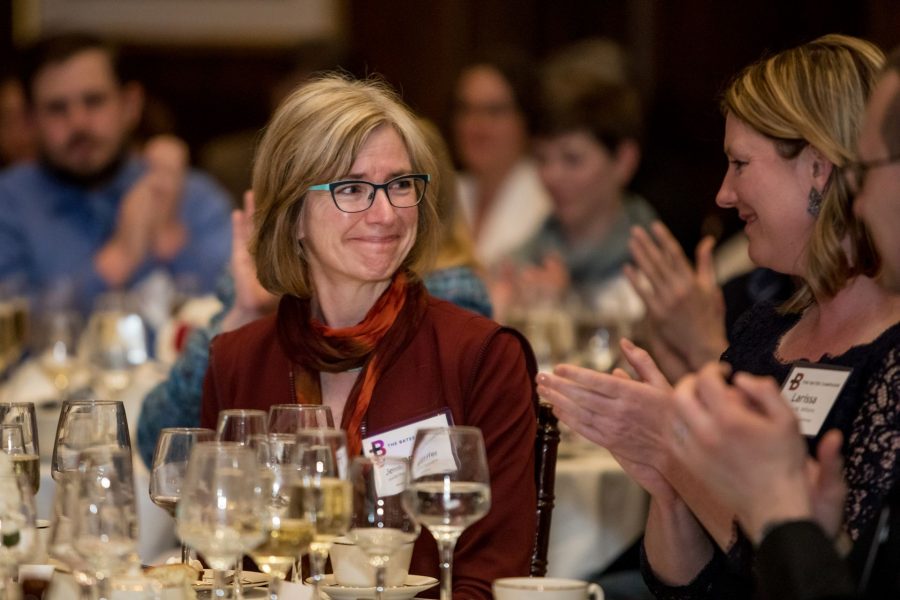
[788,372,804,391]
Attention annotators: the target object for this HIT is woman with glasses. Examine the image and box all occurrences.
[538,34,900,599]
[200,75,537,599]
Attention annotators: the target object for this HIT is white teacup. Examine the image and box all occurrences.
[330,536,415,587]
[493,577,604,600]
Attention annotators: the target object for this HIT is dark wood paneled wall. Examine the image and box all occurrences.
[3,1,899,249]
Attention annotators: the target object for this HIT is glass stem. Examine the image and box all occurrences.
[309,546,329,599]
[181,542,191,564]
[437,538,458,600]
[267,574,283,600]
[213,568,230,599]
[374,563,387,600]
[233,559,244,600]
[96,577,112,600]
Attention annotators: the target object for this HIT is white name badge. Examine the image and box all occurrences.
[362,409,453,460]
[363,409,454,496]
[780,362,852,437]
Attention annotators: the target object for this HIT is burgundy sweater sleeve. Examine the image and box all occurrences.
[451,329,537,599]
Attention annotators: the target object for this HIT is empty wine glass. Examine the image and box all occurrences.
[72,446,139,600]
[404,427,491,600]
[176,442,266,600]
[0,423,39,495]
[267,404,334,434]
[51,400,131,482]
[35,311,83,399]
[149,427,215,563]
[295,428,351,598]
[217,408,268,444]
[248,434,314,600]
[348,456,420,600]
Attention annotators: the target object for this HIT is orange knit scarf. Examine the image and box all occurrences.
[276,271,427,456]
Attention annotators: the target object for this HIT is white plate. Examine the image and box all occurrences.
[312,574,438,600]
[193,569,270,591]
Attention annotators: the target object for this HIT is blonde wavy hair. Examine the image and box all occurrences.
[721,34,884,312]
[250,74,439,299]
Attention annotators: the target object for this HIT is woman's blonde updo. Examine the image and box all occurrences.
[721,34,884,311]
[250,74,440,299]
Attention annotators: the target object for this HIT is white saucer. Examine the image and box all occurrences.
[312,574,438,600]
[193,569,270,591]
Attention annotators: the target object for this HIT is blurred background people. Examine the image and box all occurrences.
[452,49,551,268]
[0,68,35,168]
[0,33,232,316]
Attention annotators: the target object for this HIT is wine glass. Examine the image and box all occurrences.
[176,442,266,600]
[0,402,41,495]
[404,427,491,600]
[149,427,215,563]
[72,446,139,600]
[348,456,420,600]
[267,404,334,434]
[295,428,351,598]
[35,311,83,399]
[217,408,268,444]
[82,294,148,399]
[0,423,39,496]
[51,400,130,482]
[248,434,314,600]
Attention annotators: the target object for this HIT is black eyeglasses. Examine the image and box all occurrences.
[308,174,430,214]
[842,154,900,196]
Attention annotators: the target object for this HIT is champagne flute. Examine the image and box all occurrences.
[176,442,266,600]
[295,428,351,599]
[149,427,215,563]
[267,404,334,434]
[248,434,314,600]
[404,427,491,600]
[51,400,130,482]
[0,423,39,495]
[348,456,420,600]
[72,446,139,600]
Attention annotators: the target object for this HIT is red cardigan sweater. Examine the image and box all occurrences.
[201,296,538,599]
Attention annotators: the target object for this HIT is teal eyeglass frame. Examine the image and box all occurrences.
[308,173,430,213]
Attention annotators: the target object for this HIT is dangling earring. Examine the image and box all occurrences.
[807,188,823,217]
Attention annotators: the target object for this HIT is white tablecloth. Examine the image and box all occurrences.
[547,449,649,580]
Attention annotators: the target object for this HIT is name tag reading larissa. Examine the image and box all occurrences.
[780,362,852,437]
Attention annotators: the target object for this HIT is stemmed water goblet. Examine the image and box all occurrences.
[348,456,420,600]
[176,442,266,600]
[82,293,148,399]
[403,427,491,600]
[149,427,215,563]
[248,434,314,600]
[71,446,139,600]
[267,404,334,434]
[295,428,351,599]
[51,400,130,482]
[217,408,268,444]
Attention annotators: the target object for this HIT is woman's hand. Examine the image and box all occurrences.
[625,222,727,371]
[220,191,278,332]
